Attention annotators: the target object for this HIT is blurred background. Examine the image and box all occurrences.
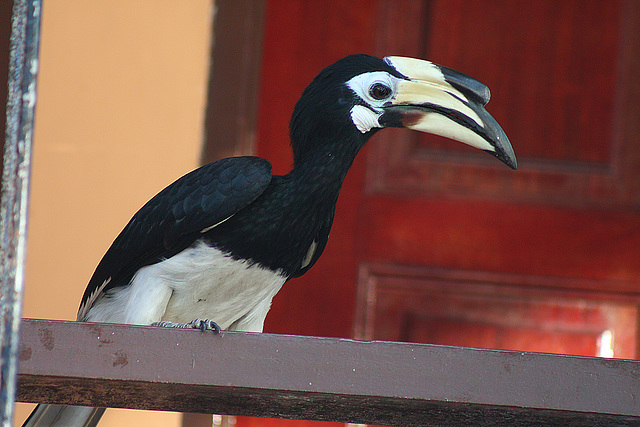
[2,1,638,426]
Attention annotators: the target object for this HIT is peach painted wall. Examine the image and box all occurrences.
[15,1,213,425]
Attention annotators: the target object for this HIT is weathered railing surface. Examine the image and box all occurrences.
[17,318,640,426]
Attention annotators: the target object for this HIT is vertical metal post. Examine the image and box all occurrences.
[0,0,41,425]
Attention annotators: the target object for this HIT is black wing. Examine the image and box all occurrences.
[78,156,272,319]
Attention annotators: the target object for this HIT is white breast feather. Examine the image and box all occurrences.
[84,241,287,332]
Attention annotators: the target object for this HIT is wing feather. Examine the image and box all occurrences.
[78,156,272,319]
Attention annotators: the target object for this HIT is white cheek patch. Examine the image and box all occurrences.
[350,105,381,133]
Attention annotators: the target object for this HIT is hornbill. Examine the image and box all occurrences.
[24,54,516,426]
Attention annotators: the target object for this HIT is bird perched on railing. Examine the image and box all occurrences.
[24,54,516,426]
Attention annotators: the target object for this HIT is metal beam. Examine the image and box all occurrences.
[0,1,41,425]
[17,319,640,426]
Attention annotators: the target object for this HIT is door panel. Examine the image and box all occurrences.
[357,0,640,360]
[372,0,639,207]
[355,264,638,358]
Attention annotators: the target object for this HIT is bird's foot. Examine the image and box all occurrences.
[151,318,221,334]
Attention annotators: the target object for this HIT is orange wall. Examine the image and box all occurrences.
[15,1,213,425]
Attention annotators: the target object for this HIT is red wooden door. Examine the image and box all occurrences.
[237,1,640,425]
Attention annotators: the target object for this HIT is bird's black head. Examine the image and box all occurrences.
[289,54,402,166]
[289,54,517,169]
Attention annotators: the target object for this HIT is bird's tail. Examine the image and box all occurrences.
[22,404,105,427]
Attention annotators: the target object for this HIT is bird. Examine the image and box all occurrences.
[23,54,516,426]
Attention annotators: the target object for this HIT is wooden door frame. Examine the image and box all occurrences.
[201,0,265,164]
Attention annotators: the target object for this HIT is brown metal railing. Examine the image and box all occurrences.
[18,318,640,426]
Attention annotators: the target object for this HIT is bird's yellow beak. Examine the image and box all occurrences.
[381,56,516,169]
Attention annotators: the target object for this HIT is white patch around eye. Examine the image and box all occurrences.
[346,71,400,107]
[350,105,381,133]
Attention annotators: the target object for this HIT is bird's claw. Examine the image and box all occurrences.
[151,318,221,334]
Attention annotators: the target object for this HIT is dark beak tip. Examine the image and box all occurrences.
[495,147,517,170]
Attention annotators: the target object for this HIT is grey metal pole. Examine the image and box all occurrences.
[0,0,41,425]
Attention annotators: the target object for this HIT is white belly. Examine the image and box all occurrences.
[84,241,287,332]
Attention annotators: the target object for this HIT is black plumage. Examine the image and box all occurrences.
[26,53,516,427]
[80,55,413,317]
[79,157,273,317]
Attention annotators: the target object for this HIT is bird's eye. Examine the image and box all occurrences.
[369,83,392,100]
